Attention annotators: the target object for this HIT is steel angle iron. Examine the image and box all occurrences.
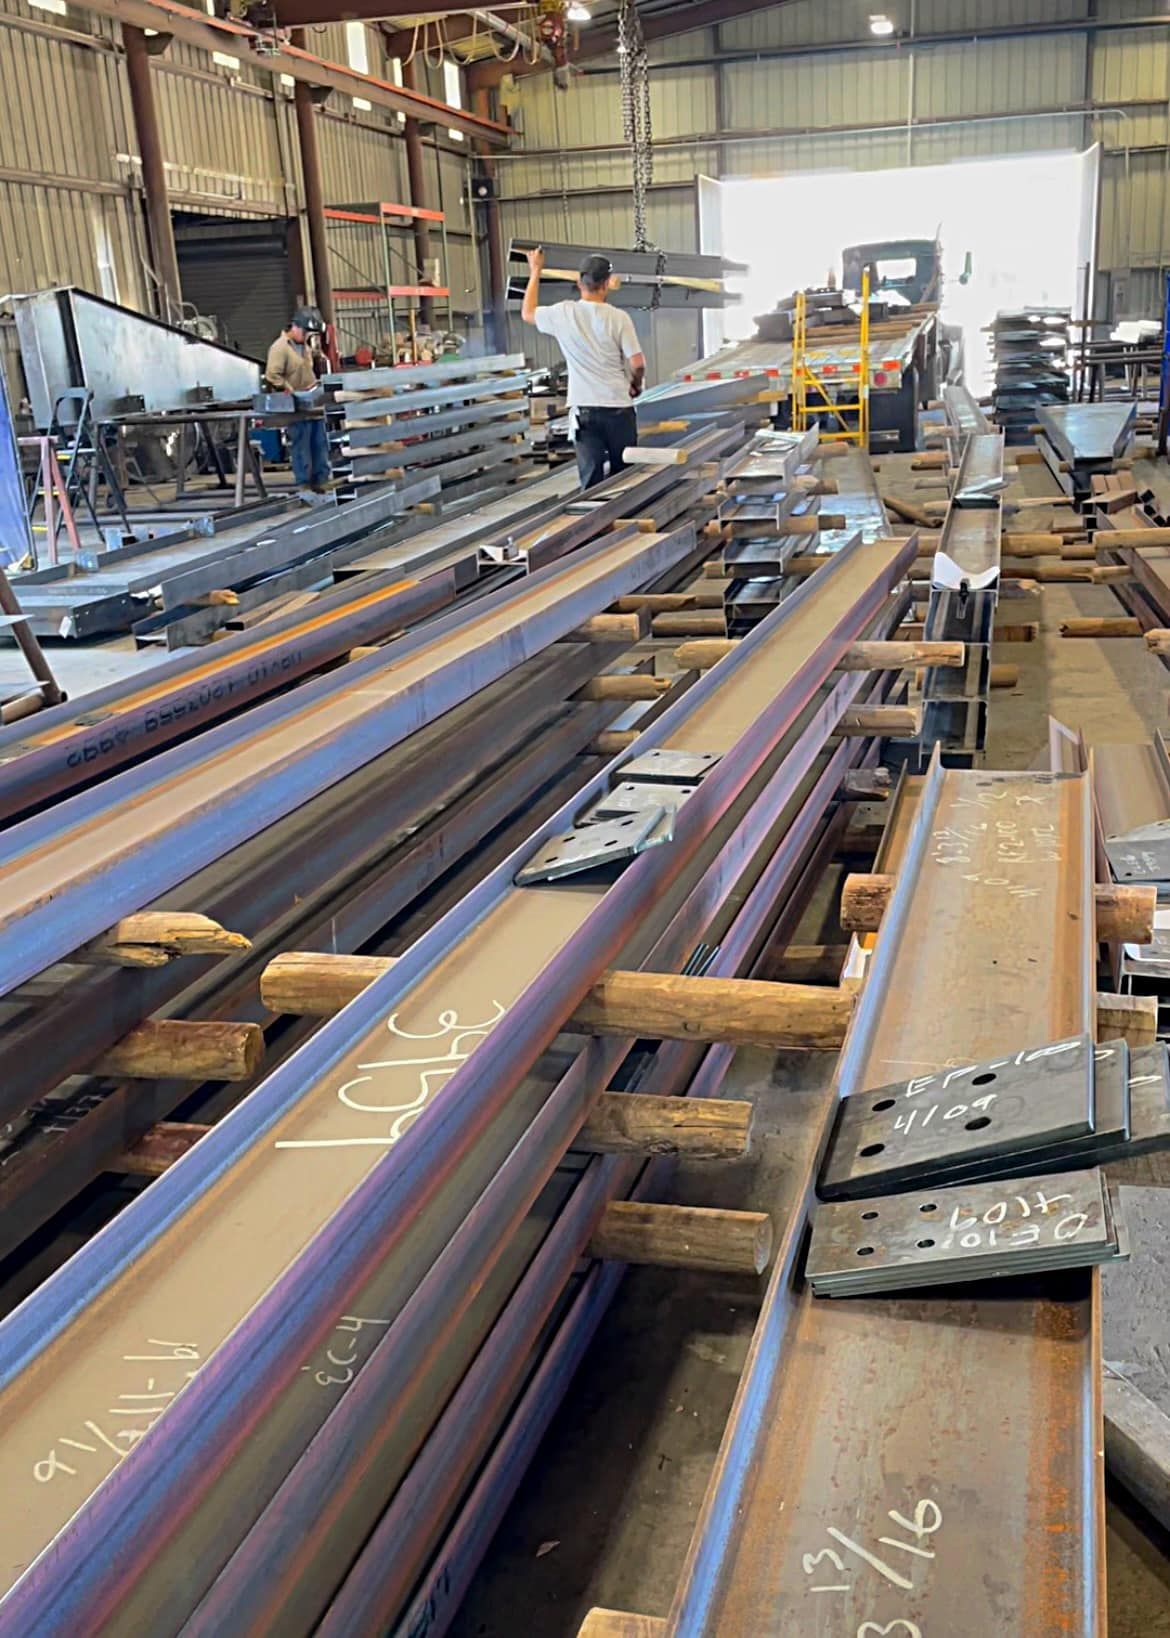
[806,1168,1126,1297]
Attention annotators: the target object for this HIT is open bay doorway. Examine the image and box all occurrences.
[703,147,1099,397]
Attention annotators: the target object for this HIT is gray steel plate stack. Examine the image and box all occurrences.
[818,1036,1170,1203]
[806,1167,1124,1296]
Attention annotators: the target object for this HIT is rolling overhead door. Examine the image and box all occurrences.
[174,216,296,363]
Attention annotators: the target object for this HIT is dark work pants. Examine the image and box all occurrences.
[288,418,331,488]
[575,405,638,490]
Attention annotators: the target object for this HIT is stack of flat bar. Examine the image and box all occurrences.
[806,1168,1124,1296]
[921,428,1005,760]
[323,353,533,502]
[989,307,1070,443]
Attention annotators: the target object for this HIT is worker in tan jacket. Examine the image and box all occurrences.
[265,306,330,494]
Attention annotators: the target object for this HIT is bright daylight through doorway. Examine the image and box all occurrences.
[716,149,1096,394]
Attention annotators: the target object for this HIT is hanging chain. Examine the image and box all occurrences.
[618,0,653,250]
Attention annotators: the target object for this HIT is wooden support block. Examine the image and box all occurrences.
[1059,617,1142,639]
[837,640,964,672]
[674,637,740,670]
[1061,544,1097,560]
[621,445,688,467]
[579,1612,667,1638]
[910,450,950,470]
[783,554,828,578]
[1096,884,1157,944]
[1108,528,1170,548]
[896,622,925,641]
[1091,565,1134,584]
[650,609,728,638]
[113,1121,211,1178]
[94,1020,264,1082]
[1097,991,1159,1048]
[261,956,852,1048]
[702,558,728,578]
[591,730,640,756]
[570,611,647,644]
[1009,562,1092,583]
[194,588,239,608]
[778,513,848,535]
[840,767,892,801]
[759,942,849,985]
[883,494,937,528]
[990,663,1020,688]
[611,516,659,534]
[572,971,853,1050]
[636,419,690,436]
[588,1201,773,1275]
[1014,448,1047,465]
[348,645,380,661]
[261,950,394,1016]
[994,621,1040,644]
[841,873,1155,943]
[1002,532,1065,554]
[576,675,671,702]
[1146,629,1170,655]
[612,592,724,614]
[577,1092,754,1159]
[76,912,251,967]
[836,704,921,737]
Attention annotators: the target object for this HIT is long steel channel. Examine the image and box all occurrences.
[0,524,697,998]
[665,754,1101,1635]
[323,728,876,1638]
[0,533,915,1632]
[0,565,466,823]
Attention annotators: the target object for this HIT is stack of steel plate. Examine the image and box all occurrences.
[806,1167,1124,1296]
[989,307,1070,442]
[818,1037,1170,1202]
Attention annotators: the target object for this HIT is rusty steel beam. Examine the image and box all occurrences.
[68,0,510,143]
[121,23,182,314]
[665,755,1103,1635]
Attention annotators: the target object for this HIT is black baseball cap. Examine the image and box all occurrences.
[579,254,613,284]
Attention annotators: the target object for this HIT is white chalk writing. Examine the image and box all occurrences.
[276,1001,507,1153]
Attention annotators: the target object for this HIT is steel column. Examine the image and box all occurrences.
[121,23,182,319]
[400,56,435,327]
[472,86,508,352]
[291,32,334,327]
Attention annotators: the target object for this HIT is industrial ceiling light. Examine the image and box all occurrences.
[869,12,895,34]
[567,1,591,19]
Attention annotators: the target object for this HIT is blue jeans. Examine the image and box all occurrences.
[288,418,330,488]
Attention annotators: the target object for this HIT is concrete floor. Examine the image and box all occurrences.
[450,455,1170,1636]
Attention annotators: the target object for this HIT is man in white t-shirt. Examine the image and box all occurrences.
[521,247,647,490]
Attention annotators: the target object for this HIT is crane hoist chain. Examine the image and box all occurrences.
[617,0,653,251]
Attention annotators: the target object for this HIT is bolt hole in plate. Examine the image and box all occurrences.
[972,1071,997,1086]
[871,1097,895,1111]
[861,1210,879,1221]
[856,1247,875,1257]
[859,1142,885,1157]
[965,1115,992,1131]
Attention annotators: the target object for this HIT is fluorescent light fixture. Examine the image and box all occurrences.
[567,2,591,19]
[869,12,895,34]
[212,49,239,68]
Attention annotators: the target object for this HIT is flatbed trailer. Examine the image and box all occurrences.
[675,306,942,451]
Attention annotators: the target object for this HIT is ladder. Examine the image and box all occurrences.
[792,269,871,449]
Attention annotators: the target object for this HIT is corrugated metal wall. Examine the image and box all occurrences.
[0,0,1168,397]
[499,0,1170,322]
[0,0,482,399]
